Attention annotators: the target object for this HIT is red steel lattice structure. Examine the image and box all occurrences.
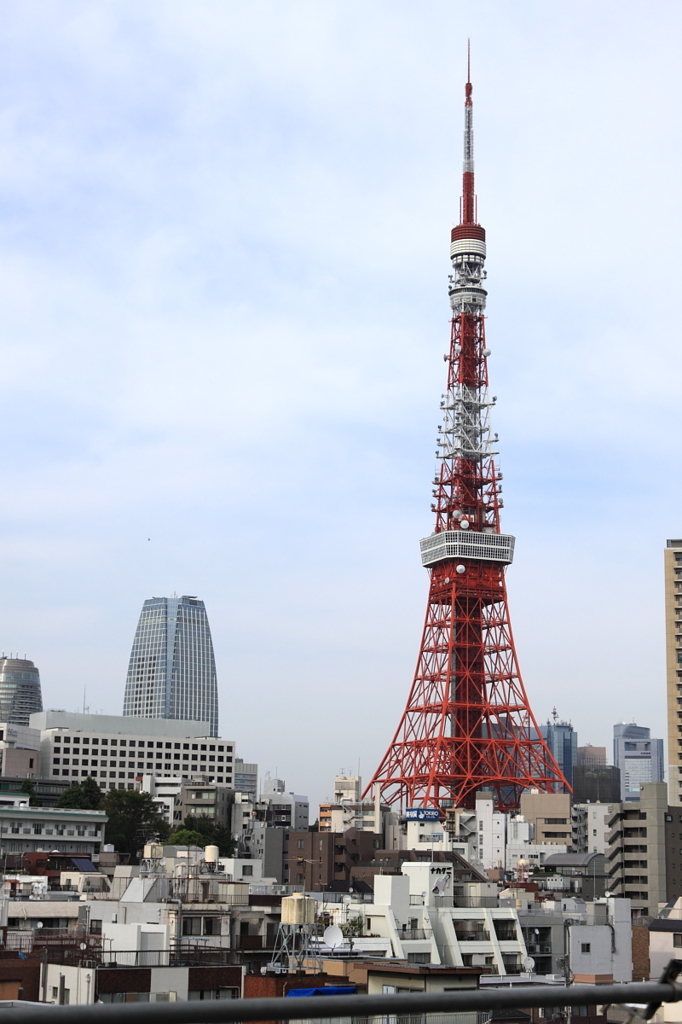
[367,68,568,813]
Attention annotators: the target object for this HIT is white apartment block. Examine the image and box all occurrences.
[474,793,507,870]
[404,818,469,858]
[140,775,183,824]
[576,802,616,855]
[31,711,235,791]
[321,864,528,974]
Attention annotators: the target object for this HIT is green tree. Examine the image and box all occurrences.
[102,790,169,862]
[57,777,103,810]
[168,829,206,848]
[20,779,36,805]
[183,815,234,857]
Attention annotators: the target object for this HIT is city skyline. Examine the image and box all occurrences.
[0,4,679,810]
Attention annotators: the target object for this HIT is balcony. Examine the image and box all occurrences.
[454,930,491,943]
[399,929,430,941]
[233,935,264,951]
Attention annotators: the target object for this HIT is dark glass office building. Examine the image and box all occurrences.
[122,595,219,737]
[0,658,43,725]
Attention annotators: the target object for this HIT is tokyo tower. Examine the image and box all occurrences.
[367,62,567,813]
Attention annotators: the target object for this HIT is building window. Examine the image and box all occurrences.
[675,934,682,948]
[581,943,591,953]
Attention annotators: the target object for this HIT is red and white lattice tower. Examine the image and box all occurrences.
[366,64,568,813]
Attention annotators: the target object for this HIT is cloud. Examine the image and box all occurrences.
[0,0,678,806]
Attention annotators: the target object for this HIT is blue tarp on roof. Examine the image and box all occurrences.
[69,858,96,872]
[286,987,357,998]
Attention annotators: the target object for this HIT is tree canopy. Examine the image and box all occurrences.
[20,779,36,805]
[57,776,103,810]
[183,815,234,856]
[168,829,206,848]
[102,790,169,862]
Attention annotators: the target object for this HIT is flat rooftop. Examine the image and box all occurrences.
[30,710,225,741]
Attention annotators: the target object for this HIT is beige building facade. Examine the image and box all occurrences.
[519,791,572,846]
[665,539,682,805]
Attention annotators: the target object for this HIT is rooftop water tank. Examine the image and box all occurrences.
[281,893,316,925]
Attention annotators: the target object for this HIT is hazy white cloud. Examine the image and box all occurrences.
[0,0,679,806]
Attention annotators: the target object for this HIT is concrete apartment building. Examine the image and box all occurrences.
[606,781,668,917]
[665,538,682,806]
[176,779,233,826]
[572,802,617,855]
[515,895,632,982]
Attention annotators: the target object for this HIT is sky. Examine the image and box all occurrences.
[0,1,681,813]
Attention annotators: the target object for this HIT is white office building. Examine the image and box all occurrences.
[31,711,235,791]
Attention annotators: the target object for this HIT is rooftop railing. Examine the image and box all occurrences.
[2,973,682,1023]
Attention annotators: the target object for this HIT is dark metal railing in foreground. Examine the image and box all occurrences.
[1,976,682,1024]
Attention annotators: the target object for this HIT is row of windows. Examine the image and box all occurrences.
[54,756,232,766]
[2,824,99,836]
[53,768,230,782]
[52,738,231,751]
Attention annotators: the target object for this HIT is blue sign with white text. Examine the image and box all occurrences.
[405,807,441,821]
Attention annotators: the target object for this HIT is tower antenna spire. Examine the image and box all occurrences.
[462,41,476,224]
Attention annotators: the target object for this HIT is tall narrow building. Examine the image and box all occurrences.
[0,658,42,726]
[613,722,664,803]
[665,539,682,804]
[540,713,578,789]
[122,595,218,737]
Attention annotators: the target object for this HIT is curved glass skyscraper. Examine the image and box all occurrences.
[0,658,43,725]
[122,595,219,737]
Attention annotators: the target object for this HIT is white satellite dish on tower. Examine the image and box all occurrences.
[324,925,344,950]
[523,956,535,973]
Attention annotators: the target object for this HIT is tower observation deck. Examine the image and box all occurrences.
[366,62,568,812]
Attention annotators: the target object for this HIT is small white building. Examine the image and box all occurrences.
[473,793,507,870]
[140,774,182,825]
[260,779,309,830]
[403,818,469,858]
[506,843,569,874]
